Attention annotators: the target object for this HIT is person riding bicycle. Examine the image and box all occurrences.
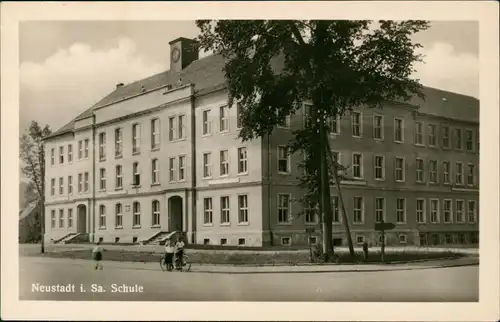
[174,237,185,268]
[164,239,175,270]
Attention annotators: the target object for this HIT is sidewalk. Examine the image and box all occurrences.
[26,254,479,274]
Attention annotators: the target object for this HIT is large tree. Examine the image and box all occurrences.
[20,121,52,252]
[196,20,429,260]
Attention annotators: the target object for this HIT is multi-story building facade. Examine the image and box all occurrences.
[43,37,479,247]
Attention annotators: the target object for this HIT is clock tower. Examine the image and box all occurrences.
[169,37,199,73]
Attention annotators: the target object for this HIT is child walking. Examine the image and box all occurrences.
[92,240,103,270]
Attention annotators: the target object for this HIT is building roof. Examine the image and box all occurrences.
[19,201,39,221]
[46,53,479,140]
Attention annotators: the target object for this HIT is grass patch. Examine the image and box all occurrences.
[34,249,465,265]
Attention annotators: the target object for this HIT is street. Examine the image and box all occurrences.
[19,256,479,302]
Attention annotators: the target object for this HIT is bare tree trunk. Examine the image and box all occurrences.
[323,131,355,258]
[319,118,334,262]
[40,198,45,253]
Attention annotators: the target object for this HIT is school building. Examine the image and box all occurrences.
[43,37,479,247]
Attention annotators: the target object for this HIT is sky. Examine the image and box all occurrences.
[19,20,479,134]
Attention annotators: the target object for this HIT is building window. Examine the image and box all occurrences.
[132,162,140,186]
[455,162,463,185]
[442,125,450,148]
[329,115,340,134]
[68,144,73,163]
[467,200,477,223]
[332,196,340,223]
[220,238,228,245]
[178,114,186,139]
[455,128,462,150]
[220,196,230,224]
[115,165,123,189]
[430,199,439,223]
[151,159,160,184]
[115,128,123,158]
[132,202,141,227]
[152,200,160,226]
[99,205,106,228]
[429,160,438,183]
[238,195,249,224]
[356,235,365,244]
[458,233,466,245]
[236,103,243,129]
[202,109,212,135]
[428,124,436,146]
[99,132,106,161]
[115,203,123,227]
[394,118,404,143]
[220,150,229,176]
[68,208,73,228]
[84,172,89,192]
[51,210,56,228]
[373,115,384,140]
[277,146,290,174]
[68,176,73,195]
[220,105,229,132]
[466,130,474,152]
[373,155,385,180]
[168,116,177,141]
[238,147,248,174]
[276,111,291,128]
[445,233,454,244]
[309,236,318,245]
[77,141,83,160]
[59,146,64,164]
[416,199,426,223]
[77,174,82,193]
[352,153,363,179]
[353,196,363,223]
[99,168,106,191]
[456,200,465,223]
[375,197,385,223]
[281,237,291,246]
[203,152,212,178]
[351,112,362,137]
[304,202,317,224]
[178,155,186,181]
[59,177,64,195]
[399,234,407,244]
[169,157,176,182]
[278,194,291,224]
[415,158,424,182]
[132,124,141,154]
[151,118,160,150]
[84,139,89,159]
[467,164,475,186]
[238,238,246,246]
[395,157,405,182]
[59,209,64,228]
[414,121,423,145]
[50,148,55,165]
[203,198,213,225]
[443,199,452,223]
[302,103,312,126]
[396,198,406,223]
[443,161,451,184]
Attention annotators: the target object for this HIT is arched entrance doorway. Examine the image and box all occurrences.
[77,204,87,233]
[168,196,183,232]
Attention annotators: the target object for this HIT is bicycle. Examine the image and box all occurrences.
[160,254,191,272]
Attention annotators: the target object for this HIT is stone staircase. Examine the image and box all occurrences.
[143,231,187,245]
[53,233,78,244]
[64,233,89,244]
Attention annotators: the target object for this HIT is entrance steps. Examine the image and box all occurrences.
[53,233,78,244]
[142,231,182,245]
[63,233,89,244]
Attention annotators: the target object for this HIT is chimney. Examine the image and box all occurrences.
[116,83,124,89]
[169,37,199,73]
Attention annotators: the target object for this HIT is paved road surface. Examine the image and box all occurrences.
[19,256,478,302]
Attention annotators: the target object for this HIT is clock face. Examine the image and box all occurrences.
[172,48,181,63]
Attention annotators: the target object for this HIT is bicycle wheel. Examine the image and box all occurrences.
[160,257,167,271]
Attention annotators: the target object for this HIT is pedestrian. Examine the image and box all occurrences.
[92,240,104,270]
[175,236,185,268]
[362,241,369,261]
[164,239,175,271]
